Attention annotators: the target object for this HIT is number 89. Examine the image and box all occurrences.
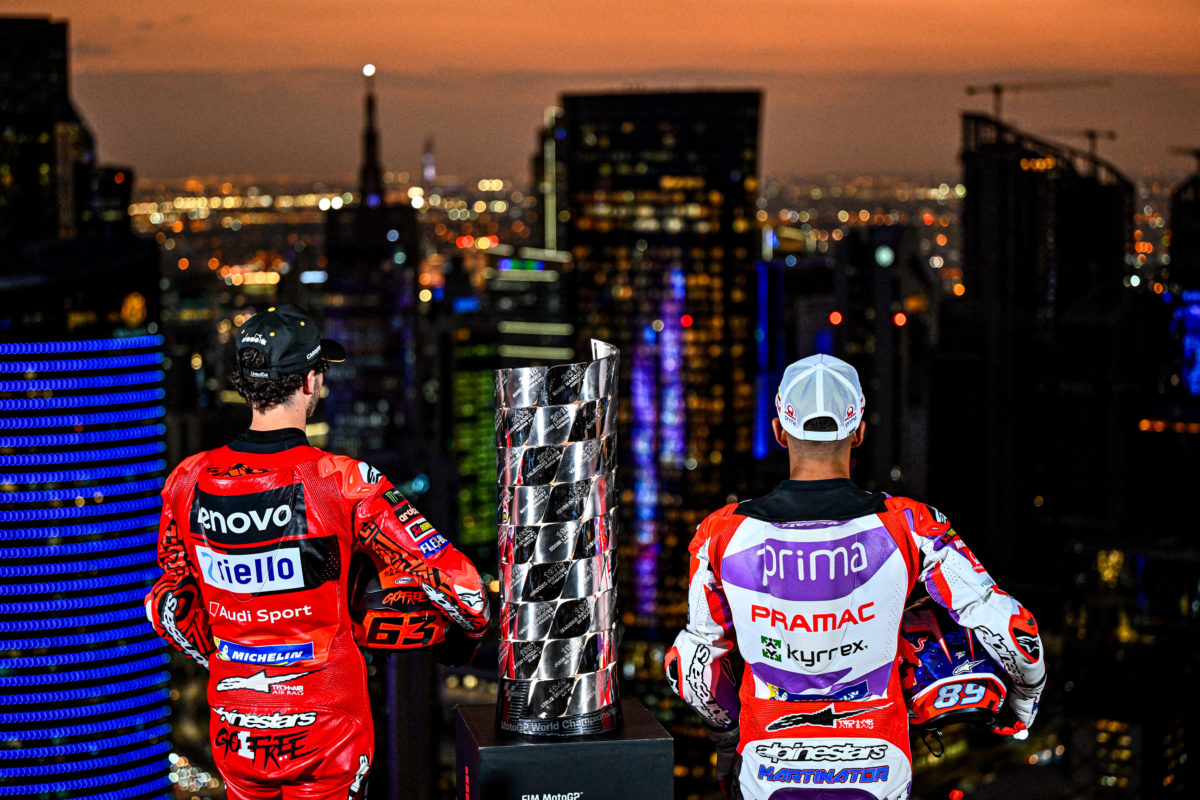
[932,682,985,709]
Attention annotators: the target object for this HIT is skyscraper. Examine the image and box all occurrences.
[0,16,171,799]
[935,113,1138,575]
[319,67,435,800]
[322,68,420,476]
[834,224,939,497]
[548,89,762,639]
[0,16,128,243]
[1169,164,1200,291]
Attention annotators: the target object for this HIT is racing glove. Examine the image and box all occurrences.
[706,723,740,797]
[992,675,1044,735]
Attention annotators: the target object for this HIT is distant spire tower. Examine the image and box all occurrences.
[422,137,436,196]
[359,64,384,207]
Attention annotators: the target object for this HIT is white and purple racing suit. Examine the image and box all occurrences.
[665,479,1046,800]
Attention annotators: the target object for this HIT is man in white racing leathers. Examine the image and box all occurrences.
[664,355,1046,800]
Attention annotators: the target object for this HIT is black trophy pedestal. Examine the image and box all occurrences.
[455,699,674,800]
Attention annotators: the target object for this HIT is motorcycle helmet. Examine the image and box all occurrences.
[348,554,450,649]
[899,597,1007,731]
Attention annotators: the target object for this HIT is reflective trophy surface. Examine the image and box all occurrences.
[494,340,621,736]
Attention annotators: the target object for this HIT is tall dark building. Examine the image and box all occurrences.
[0,16,172,799]
[322,69,421,478]
[358,65,385,208]
[748,254,836,484]
[933,113,1137,576]
[0,16,99,242]
[318,67,442,800]
[834,224,939,497]
[548,90,762,641]
[1169,166,1200,291]
[530,107,567,250]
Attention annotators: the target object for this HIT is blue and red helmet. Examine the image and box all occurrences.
[899,598,1007,731]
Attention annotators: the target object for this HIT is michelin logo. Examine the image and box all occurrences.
[215,637,313,665]
[521,795,583,800]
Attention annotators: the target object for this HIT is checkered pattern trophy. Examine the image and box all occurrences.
[495,340,621,736]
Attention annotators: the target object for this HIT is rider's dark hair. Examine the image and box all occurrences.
[228,348,327,413]
[803,417,839,433]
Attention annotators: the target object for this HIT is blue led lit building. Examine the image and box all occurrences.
[0,16,174,796]
[0,245,172,797]
[0,334,171,799]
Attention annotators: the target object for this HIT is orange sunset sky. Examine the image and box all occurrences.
[11,1,1200,183]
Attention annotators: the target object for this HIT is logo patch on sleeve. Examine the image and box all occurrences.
[405,515,449,557]
[1009,607,1041,661]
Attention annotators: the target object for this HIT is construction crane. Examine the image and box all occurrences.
[964,78,1112,119]
[1046,128,1118,161]
[1170,147,1200,173]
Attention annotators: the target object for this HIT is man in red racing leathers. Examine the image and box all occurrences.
[665,355,1045,800]
[145,305,490,800]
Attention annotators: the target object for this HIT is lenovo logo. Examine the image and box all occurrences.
[191,485,306,546]
[198,504,291,535]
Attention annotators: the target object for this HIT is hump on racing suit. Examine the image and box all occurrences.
[664,488,1045,800]
[144,435,490,792]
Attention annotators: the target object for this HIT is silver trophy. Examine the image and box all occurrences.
[495,340,621,736]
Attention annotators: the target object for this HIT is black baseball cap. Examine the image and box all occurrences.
[236,305,346,379]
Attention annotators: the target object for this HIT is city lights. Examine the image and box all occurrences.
[7,23,1196,794]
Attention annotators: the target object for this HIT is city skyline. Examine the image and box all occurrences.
[13,2,1200,181]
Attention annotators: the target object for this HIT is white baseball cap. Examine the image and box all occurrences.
[775,354,866,441]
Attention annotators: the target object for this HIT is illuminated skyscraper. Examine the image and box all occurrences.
[549,90,762,637]
[421,137,436,197]
[0,18,170,794]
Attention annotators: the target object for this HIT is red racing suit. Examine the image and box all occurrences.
[145,428,490,800]
[665,480,1045,800]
